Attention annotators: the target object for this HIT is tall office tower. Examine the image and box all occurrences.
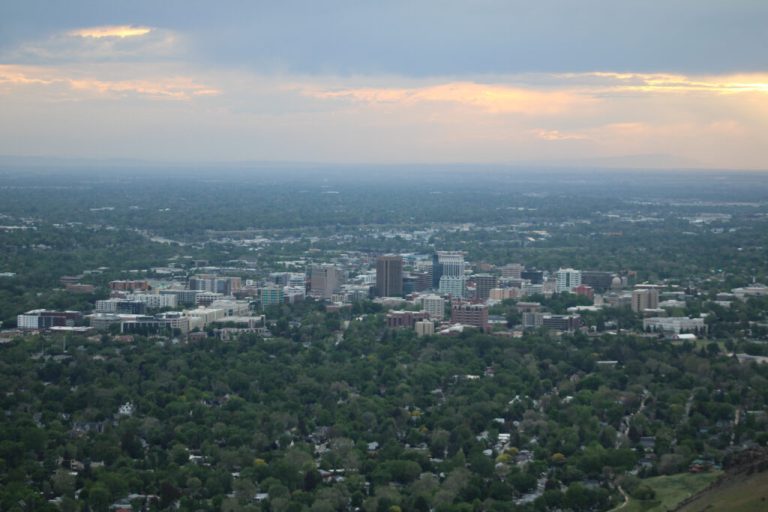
[413,271,432,292]
[310,264,344,299]
[555,268,582,294]
[631,288,659,313]
[438,252,465,277]
[431,253,443,289]
[473,274,498,301]
[376,255,403,297]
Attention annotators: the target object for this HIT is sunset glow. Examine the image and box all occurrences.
[1,2,766,169]
[69,25,152,39]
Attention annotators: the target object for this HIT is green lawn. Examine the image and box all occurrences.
[621,471,722,512]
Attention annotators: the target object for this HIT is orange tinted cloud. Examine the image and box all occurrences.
[533,129,588,141]
[0,65,55,86]
[587,72,768,95]
[0,65,219,100]
[305,81,589,114]
[69,25,152,39]
[69,77,220,100]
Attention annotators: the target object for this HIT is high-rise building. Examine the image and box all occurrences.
[555,268,582,294]
[402,275,417,295]
[376,255,403,297]
[438,252,465,277]
[431,253,442,289]
[473,274,498,301]
[310,265,344,299]
[632,288,659,313]
[500,264,523,279]
[439,275,466,298]
[420,294,446,320]
[413,271,431,292]
[261,285,285,308]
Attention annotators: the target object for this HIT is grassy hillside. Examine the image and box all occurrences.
[620,472,722,512]
[677,469,768,512]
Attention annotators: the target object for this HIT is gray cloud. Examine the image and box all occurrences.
[2,1,767,75]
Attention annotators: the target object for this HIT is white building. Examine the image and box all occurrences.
[555,268,582,294]
[439,275,466,298]
[420,294,446,320]
[156,312,191,334]
[195,291,225,306]
[283,285,306,303]
[184,307,226,327]
[731,284,768,300]
[287,273,306,288]
[340,284,372,303]
[438,252,465,277]
[126,293,178,309]
[643,316,707,334]
[209,300,250,316]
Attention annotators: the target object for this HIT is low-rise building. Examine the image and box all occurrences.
[95,299,146,315]
[126,293,178,310]
[489,287,521,301]
[451,303,489,331]
[17,310,82,330]
[160,289,201,306]
[386,310,430,328]
[643,316,707,334]
[732,284,768,300]
[109,280,150,292]
[542,314,583,332]
[415,320,435,337]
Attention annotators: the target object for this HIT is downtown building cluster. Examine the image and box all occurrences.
[10,249,755,342]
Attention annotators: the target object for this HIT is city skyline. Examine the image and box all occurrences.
[1,2,767,169]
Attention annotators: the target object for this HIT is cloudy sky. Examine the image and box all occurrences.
[1,1,767,169]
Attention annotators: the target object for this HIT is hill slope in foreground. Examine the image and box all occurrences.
[677,448,768,512]
[676,470,768,512]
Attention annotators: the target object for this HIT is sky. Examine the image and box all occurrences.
[1,1,767,169]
